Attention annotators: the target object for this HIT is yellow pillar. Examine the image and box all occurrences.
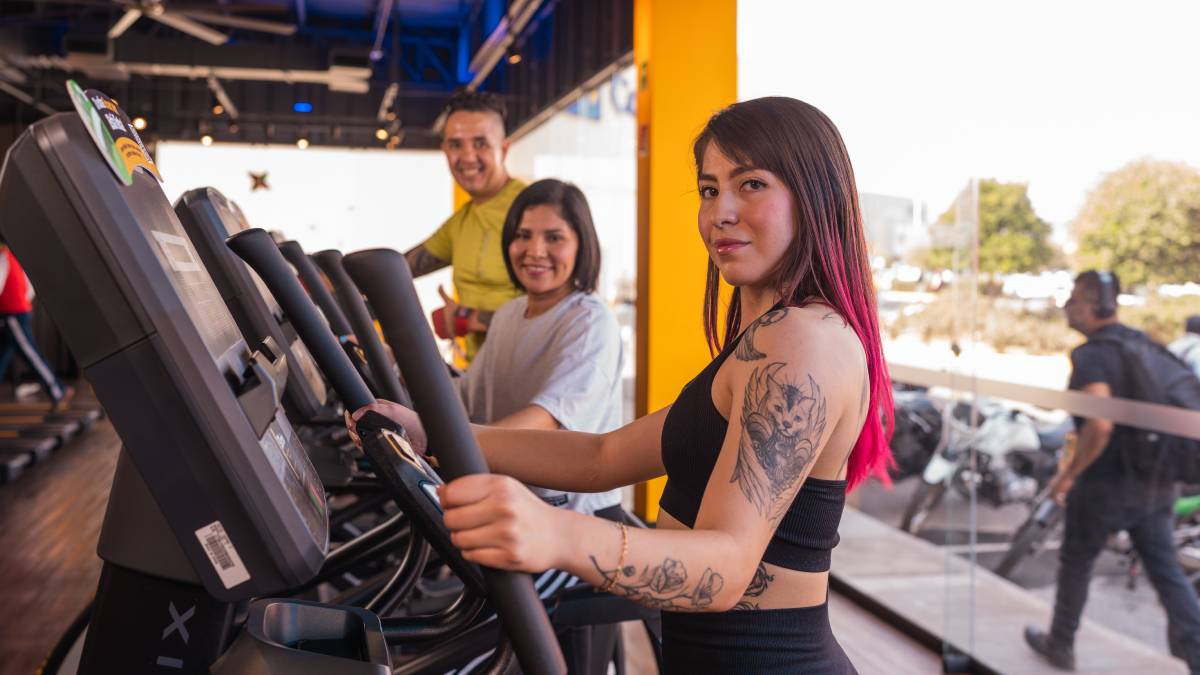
[634,0,737,521]
[449,184,472,368]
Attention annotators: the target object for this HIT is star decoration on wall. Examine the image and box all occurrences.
[250,171,270,191]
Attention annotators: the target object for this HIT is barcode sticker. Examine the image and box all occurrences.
[194,521,250,589]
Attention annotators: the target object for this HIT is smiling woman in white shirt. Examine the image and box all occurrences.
[455,178,623,516]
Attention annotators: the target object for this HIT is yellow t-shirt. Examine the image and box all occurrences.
[423,178,527,360]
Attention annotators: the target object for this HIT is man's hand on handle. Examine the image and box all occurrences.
[432,285,490,340]
[1048,471,1075,506]
[346,399,428,456]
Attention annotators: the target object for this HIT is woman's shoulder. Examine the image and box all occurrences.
[747,303,865,365]
[559,292,617,324]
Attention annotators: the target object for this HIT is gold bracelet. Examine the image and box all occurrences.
[600,522,628,593]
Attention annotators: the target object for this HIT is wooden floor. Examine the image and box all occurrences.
[0,408,939,675]
[0,392,118,675]
[829,591,942,674]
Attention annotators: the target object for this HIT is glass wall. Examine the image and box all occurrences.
[741,1,1200,671]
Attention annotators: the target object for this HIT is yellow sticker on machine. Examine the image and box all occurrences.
[65,79,163,185]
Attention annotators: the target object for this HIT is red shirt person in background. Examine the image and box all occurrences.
[0,242,68,406]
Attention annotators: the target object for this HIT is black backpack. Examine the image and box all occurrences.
[1091,325,1200,483]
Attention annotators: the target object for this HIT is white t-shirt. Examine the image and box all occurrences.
[459,291,623,514]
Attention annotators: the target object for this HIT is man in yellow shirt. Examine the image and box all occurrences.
[404,90,526,362]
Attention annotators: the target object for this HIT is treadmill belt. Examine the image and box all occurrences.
[0,394,105,484]
[0,449,31,482]
[0,435,56,461]
[0,421,80,440]
[0,437,58,484]
[0,409,100,427]
[0,401,104,418]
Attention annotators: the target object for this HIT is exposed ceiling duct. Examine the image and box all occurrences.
[466,0,544,91]
[15,54,371,94]
[105,1,298,46]
[376,81,398,122]
[206,76,239,119]
[0,0,635,151]
[0,81,55,115]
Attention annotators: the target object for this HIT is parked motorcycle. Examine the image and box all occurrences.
[889,389,944,480]
[899,398,1071,534]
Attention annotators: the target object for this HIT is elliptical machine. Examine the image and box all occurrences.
[0,110,567,674]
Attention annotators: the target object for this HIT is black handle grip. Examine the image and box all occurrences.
[227,229,373,411]
[278,240,354,338]
[343,248,566,675]
[313,250,411,407]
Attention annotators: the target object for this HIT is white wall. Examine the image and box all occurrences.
[156,141,455,329]
[506,67,639,399]
[506,66,638,308]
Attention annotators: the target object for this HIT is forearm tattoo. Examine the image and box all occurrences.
[730,362,829,521]
[733,562,775,610]
[590,555,726,611]
[404,245,449,278]
[734,308,788,362]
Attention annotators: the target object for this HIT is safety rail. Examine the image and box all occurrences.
[890,363,1200,442]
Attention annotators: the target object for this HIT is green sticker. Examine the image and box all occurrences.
[66,79,162,186]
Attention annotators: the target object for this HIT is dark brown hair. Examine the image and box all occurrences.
[441,89,508,135]
[693,96,894,487]
[1073,269,1120,318]
[501,179,601,294]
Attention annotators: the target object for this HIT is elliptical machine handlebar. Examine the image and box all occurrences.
[343,248,567,675]
[228,230,374,410]
[229,228,490,600]
[312,249,412,407]
[278,240,355,338]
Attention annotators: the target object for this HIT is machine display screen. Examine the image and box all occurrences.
[261,414,329,545]
[131,193,327,543]
[208,197,329,405]
[133,198,243,364]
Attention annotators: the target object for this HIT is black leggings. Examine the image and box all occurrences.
[662,603,856,674]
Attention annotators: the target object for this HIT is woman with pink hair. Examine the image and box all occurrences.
[352,96,893,673]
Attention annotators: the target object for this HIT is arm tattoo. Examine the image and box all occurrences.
[733,562,775,610]
[404,245,449,278]
[589,555,725,611]
[730,363,829,521]
[734,308,789,361]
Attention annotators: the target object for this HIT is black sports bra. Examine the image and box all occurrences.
[659,313,847,573]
